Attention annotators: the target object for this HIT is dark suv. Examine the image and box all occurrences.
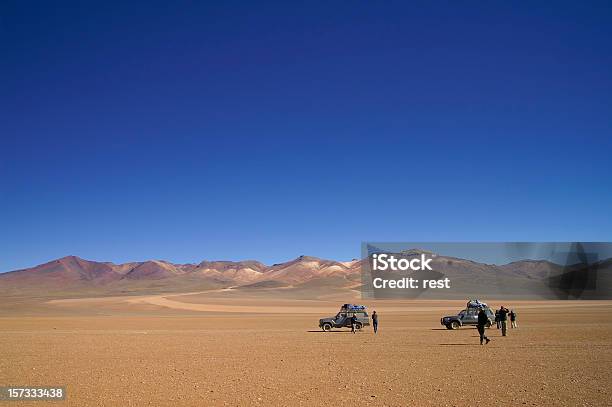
[319,310,370,332]
[441,307,494,330]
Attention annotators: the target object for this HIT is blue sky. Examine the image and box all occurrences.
[1,1,611,272]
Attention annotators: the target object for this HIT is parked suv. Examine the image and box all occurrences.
[319,304,370,332]
[441,306,494,330]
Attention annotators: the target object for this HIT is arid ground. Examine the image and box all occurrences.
[1,291,611,406]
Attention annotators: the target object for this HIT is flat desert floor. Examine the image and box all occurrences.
[1,292,611,406]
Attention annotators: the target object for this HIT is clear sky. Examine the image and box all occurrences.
[2,1,611,272]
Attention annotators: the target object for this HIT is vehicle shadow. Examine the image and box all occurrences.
[438,343,480,346]
[307,330,354,333]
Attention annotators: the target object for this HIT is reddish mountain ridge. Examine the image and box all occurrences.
[0,255,362,295]
[2,252,607,298]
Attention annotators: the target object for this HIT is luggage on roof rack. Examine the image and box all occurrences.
[466,299,487,309]
[341,304,367,311]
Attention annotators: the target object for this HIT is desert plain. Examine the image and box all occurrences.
[1,287,611,407]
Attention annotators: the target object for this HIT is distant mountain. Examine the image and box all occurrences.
[363,250,612,300]
[0,256,122,286]
[0,255,361,296]
[498,259,563,279]
[1,251,609,299]
[195,260,267,283]
[263,255,358,284]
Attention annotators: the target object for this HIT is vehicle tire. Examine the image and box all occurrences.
[355,322,363,331]
[450,321,460,330]
[445,324,453,330]
[322,323,332,332]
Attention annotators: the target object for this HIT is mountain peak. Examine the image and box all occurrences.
[400,248,437,257]
[58,255,84,262]
[295,255,322,262]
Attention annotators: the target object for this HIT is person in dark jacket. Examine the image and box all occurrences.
[371,311,378,334]
[495,309,500,329]
[477,307,491,345]
[498,306,509,336]
[350,314,358,334]
[510,309,518,328]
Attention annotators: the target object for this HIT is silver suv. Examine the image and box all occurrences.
[441,307,494,330]
[319,305,371,331]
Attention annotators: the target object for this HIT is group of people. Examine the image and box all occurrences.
[477,305,518,345]
[495,306,518,335]
[348,306,517,343]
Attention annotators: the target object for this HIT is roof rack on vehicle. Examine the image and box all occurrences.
[466,299,487,309]
[340,304,367,311]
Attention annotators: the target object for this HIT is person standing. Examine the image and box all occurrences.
[350,314,358,334]
[495,309,500,329]
[510,309,518,328]
[477,307,491,345]
[371,311,378,334]
[498,306,509,336]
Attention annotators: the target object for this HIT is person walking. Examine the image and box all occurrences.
[510,309,518,328]
[372,311,378,334]
[350,314,358,334]
[498,306,509,336]
[477,307,491,345]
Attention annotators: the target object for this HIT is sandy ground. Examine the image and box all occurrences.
[1,294,611,406]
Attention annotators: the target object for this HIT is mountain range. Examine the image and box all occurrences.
[0,255,362,297]
[1,252,610,299]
